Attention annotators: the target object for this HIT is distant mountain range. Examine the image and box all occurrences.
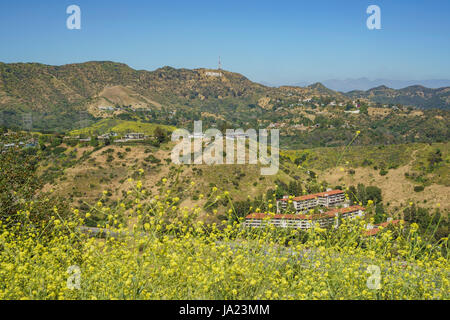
[262,78,450,93]
[261,78,450,109]
[321,78,450,93]
[345,85,450,109]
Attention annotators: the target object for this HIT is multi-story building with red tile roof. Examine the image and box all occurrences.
[245,205,365,230]
[276,189,346,213]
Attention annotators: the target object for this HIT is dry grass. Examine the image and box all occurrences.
[320,165,449,212]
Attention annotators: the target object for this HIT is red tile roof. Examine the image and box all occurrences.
[364,228,380,236]
[327,205,365,215]
[363,220,402,236]
[277,190,345,202]
[376,220,401,228]
[293,194,319,201]
[246,205,364,221]
[246,212,335,220]
[316,189,346,197]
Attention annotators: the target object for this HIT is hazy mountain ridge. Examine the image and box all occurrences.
[345,85,450,109]
[286,78,450,92]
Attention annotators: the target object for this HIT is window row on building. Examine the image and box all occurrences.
[245,205,365,230]
[276,189,346,213]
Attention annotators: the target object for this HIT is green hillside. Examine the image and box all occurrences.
[1,61,449,140]
[69,119,176,136]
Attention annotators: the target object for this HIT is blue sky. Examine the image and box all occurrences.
[0,0,449,85]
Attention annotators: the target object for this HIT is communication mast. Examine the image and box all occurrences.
[218,56,222,70]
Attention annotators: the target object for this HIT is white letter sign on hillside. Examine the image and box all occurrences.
[67,5,81,30]
[366,5,381,30]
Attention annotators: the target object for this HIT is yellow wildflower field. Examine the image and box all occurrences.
[0,184,448,300]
